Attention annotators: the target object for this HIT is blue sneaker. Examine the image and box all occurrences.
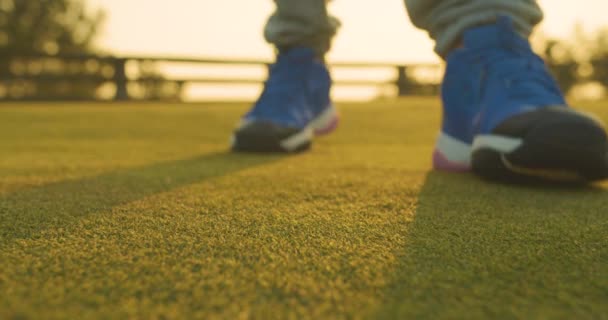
[231,47,339,153]
[441,16,608,182]
[433,43,479,172]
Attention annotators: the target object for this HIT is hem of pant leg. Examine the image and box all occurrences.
[434,12,536,57]
[264,14,340,59]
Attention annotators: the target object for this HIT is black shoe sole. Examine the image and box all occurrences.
[472,107,608,183]
[231,121,312,153]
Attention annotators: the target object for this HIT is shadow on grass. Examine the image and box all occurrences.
[375,171,607,319]
[0,152,283,245]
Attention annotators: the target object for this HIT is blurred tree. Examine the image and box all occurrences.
[0,0,103,56]
[542,39,580,95]
[0,0,106,100]
[589,28,608,89]
[540,26,608,97]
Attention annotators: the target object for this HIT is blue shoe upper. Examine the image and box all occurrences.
[244,47,332,129]
[441,45,481,144]
[444,16,567,137]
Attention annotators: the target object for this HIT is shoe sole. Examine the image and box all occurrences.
[471,108,608,182]
[433,132,472,172]
[314,105,340,136]
[231,105,339,153]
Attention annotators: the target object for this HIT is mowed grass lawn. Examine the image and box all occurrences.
[1,98,607,319]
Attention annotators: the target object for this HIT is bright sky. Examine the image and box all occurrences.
[88,0,608,64]
[86,0,608,101]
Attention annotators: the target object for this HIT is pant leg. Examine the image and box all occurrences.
[264,0,340,57]
[405,0,543,56]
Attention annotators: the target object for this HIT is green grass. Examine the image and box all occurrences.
[0,98,607,319]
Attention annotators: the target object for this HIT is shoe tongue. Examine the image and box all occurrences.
[463,15,530,52]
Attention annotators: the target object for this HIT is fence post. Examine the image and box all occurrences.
[113,58,128,101]
[395,65,409,96]
[265,63,272,78]
[176,81,185,102]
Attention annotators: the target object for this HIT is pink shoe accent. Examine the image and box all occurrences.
[314,115,339,136]
[433,149,470,172]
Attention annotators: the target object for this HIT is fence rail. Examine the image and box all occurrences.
[0,53,442,101]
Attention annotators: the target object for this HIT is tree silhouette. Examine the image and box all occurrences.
[542,39,579,95]
[0,0,103,56]
[589,28,608,90]
[0,0,106,100]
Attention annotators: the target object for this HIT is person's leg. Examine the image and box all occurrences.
[405,0,543,56]
[232,0,339,153]
[405,0,608,182]
[265,0,340,57]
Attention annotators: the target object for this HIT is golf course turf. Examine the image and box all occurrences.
[1,98,607,319]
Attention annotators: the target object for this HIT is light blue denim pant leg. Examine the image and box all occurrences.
[264,0,543,57]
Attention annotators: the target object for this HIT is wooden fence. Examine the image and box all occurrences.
[0,54,442,101]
